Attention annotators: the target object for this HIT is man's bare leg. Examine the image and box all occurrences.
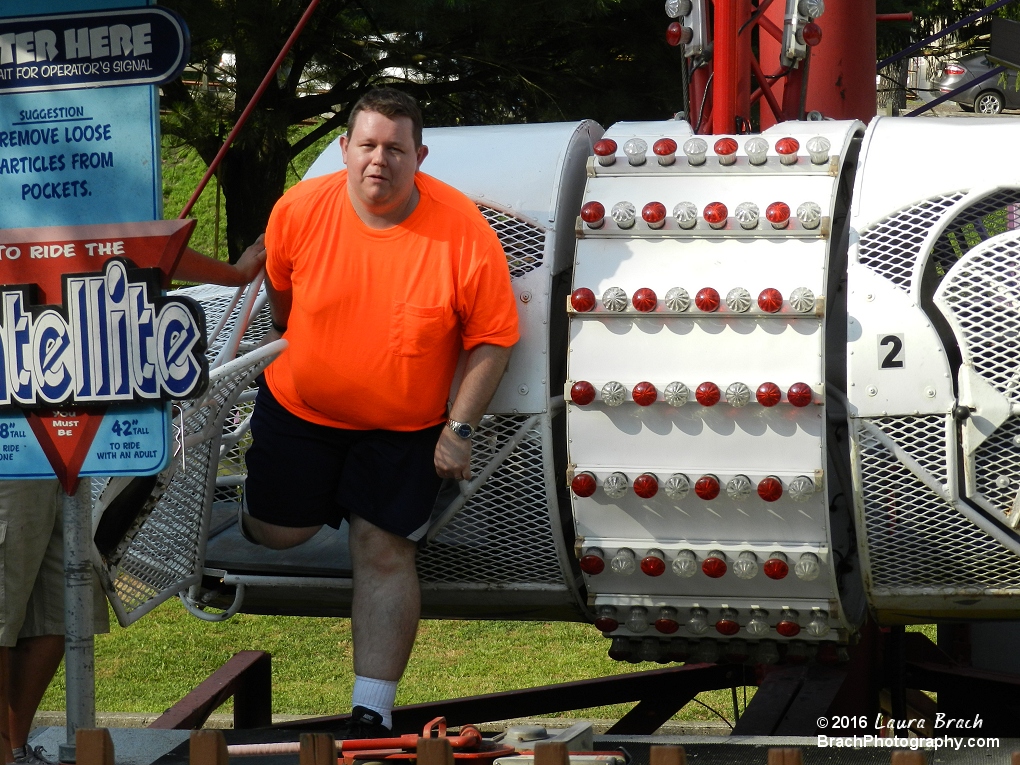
[242,515,321,550]
[7,635,64,752]
[348,514,420,681]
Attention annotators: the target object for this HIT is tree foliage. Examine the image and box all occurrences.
[159,0,685,260]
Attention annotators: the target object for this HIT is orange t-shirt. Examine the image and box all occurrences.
[263,170,519,431]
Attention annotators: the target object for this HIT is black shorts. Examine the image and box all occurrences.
[243,385,445,541]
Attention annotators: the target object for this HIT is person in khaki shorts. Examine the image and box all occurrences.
[0,240,271,765]
[0,480,109,765]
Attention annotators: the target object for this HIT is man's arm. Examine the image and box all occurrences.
[173,235,267,286]
[434,343,513,481]
[257,273,294,345]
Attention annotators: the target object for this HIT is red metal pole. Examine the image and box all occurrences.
[712,0,738,134]
[178,0,321,220]
[877,13,914,22]
[760,0,877,127]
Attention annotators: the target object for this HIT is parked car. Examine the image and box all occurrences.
[936,53,1020,114]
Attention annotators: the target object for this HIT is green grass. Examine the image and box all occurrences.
[161,123,342,261]
[40,601,749,726]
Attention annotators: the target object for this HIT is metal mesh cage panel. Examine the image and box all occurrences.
[104,352,276,621]
[857,193,965,292]
[974,417,1020,523]
[858,427,1020,593]
[938,233,1020,403]
[477,205,546,279]
[417,415,565,585]
[870,416,949,486]
[930,189,1020,281]
[214,391,256,507]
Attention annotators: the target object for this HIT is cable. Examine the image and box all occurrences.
[695,71,713,133]
[178,0,322,220]
[691,696,733,729]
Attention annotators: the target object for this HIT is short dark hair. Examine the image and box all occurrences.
[348,88,423,147]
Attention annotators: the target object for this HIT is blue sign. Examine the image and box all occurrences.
[0,7,189,93]
[0,0,186,485]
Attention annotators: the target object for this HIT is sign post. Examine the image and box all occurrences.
[0,1,190,760]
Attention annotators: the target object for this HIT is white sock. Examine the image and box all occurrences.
[351,675,398,729]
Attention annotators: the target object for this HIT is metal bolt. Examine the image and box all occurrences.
[996,476,1012,489]
[924,387,936,398]
[520,291,532,303]
[867,385,878,396]
[1013,435,1020,446]
[519,385,529,395]
[866,293,875,302]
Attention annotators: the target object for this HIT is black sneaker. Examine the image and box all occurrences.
[335,705,392,740]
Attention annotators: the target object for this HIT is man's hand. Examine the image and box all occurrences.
[234,234,268,282]
[434,428,472,481]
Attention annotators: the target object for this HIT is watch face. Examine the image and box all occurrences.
[455,423,473,439]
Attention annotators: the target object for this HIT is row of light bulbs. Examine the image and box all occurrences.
[571,471,816,503]
[569,285,817,314]
[580,199,822,231]
[593,135,832,168]
[579,547,822,581]
[594,603,832,639]
[606,634,845,665]
[568,380,816,408]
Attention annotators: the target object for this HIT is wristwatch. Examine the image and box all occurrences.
[447,418,475,439]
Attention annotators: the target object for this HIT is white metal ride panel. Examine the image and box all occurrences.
[852,117,1020,233]
[846,264,956,418]
[567,120,862,656]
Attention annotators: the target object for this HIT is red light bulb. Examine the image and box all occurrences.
[695,287,720,312]
[776,137,800,155]
[632,287,657,312]
[694,475,720,501]
[594,139,617,157]
[763,558,789,580]
[757,288,783,313]
[632,381,658,406]
[766,202,791,227]
[634,473,659,498]
[570,287,596,313]
[653,138,677,156]
[655,618,680,634]
[594,615,619,631]
[641,555,666,576]
[703,202,728,227]
[756,382,781,407]
[714,137,738,156]
[695,382,721,407]
[570,381,596,405]
[757,476,783,502]
[803,21,822,46]
[702,556,727,577]
[787,382,813,407]
[642,202,667,229]
[715,618,740,636]
[580,201,606,228]
[777,620,801,637]
[571,472,597,497]
[666,21,684,46]
[579,554,605,575]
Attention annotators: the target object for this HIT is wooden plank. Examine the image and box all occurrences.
[890,752,925,765]
[190,730,228,765]
[76,729,114,765]
[150,651,271,730]
[417,737,455,765]
[300,733,336,765]
[650,745,686,765]
[534,741,569,765]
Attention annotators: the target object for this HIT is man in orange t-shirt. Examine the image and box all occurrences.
[240,88,519,737]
